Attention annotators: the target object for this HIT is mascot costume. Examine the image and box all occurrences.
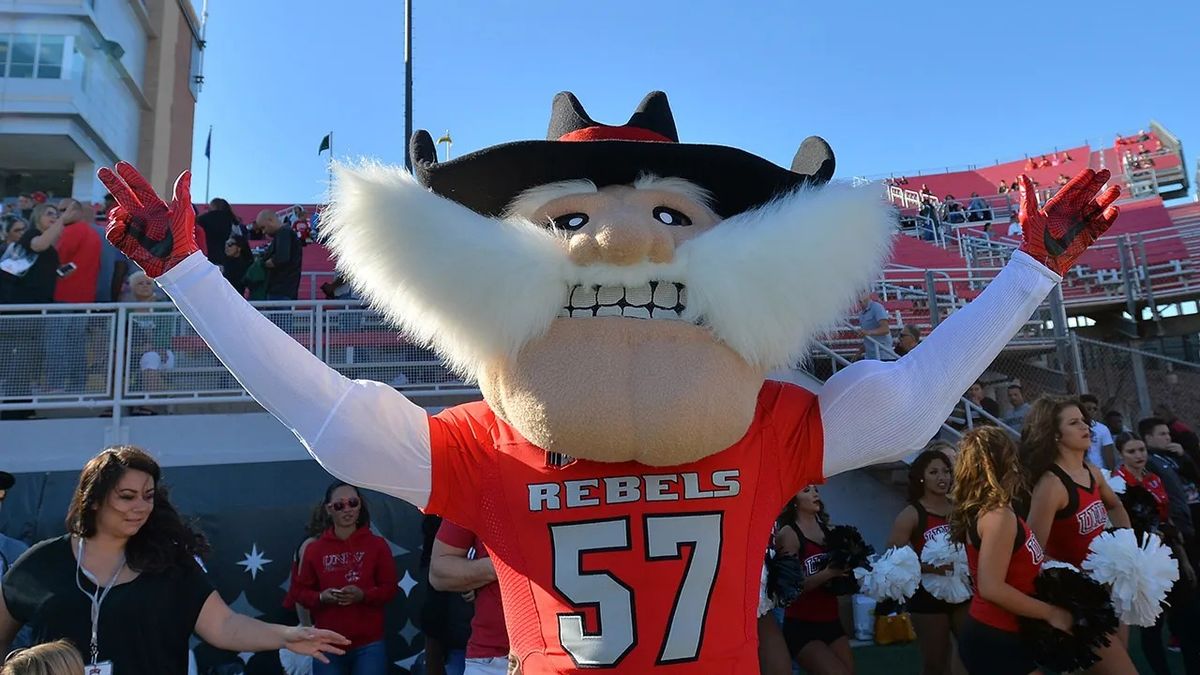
[98,91,1120,673]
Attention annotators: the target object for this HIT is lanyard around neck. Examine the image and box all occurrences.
[75,537,126,665]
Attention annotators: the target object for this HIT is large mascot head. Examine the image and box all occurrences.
[323,91,894,466]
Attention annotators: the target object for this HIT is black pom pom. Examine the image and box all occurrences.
[822,525,874,596]
[1121,485,1162,540]
[767,554,807,608]
[1018,566,1118,672]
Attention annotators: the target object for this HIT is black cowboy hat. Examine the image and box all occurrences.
[409,91,835,219]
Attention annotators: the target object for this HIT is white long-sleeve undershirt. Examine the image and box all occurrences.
[158,249,1059,507]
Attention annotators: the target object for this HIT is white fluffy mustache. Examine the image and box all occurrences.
[321,161,896,378]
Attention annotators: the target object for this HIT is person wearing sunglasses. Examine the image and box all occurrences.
[292,483,398,675]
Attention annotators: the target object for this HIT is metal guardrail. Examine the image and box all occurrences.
[0,300,473,421]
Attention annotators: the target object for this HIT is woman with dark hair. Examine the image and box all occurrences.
[773,485,854,675]
[197,198,239,267]
[292,483,398,675]
[887,449,966,675]
[950,427,1072,675]
[1023,397,1134,673]
[0,446,347,673]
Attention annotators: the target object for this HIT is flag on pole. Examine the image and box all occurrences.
[318,133,332,155]
[204,126,212,159]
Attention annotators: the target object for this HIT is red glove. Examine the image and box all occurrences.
[1017,168,1120,276]
[97,162,199,278]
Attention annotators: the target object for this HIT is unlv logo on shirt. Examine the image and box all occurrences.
[804,552,830,576]
[924,524,951,544]
[1024,534,1045,565]
[1076,502,1108,536]
[322,551,367,583]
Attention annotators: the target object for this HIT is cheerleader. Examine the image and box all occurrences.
[887,448,967,675]
[1024,397,1134,674]
[774,485,854,675]
[950,427,1073,675]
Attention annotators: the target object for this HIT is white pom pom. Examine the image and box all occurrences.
[855,546,921,602]
[757,562,773,617]
[1041,559,1080,573]
[1082,529,1178,627]
[1101,469,1127,495]
[920,532,972,604]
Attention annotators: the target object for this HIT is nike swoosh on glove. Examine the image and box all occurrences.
[97,161,199,278]
[1017,168,1120,277]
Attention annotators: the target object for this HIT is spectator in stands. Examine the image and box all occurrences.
[120,270,165,303]
[1104,409,1129,438]
[996,181,1008,194]
[0,446,348,672]
[1153,403,1200,463]
[255,210,304,301]
[1006,212,1022,239]
[2,217,26,249]
[918,198,941,241]
[1141,417,1200,536]
[14,195,33,222]
[1,639,84,675]
[941,195,965,225]
[919,184,933,199]
[1003,384,1030,430]
[91,194,129,303]
[43,199,101,393]
[895,324,921,357]
[1008,179,1018,192]
[963,381,1000,427]
[855,291,893,360]
[0,471,29,576]
[1079,394,1117,469]
[0,204,61,419]
[431,521,509,675]
[293,482,397,675]
[965,192,991,222]
[221,233,254,297]
[197,198,241,268]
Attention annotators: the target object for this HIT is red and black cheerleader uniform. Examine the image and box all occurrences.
[1115,464,1170,524]
[958,515,1044,675]
[1045,465,1108,566]
[781,522,845,656]
[908,502,970,614]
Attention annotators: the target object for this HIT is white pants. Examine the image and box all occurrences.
[464,656,509,675]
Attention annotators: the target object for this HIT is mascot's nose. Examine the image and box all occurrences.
[569,219,674,266]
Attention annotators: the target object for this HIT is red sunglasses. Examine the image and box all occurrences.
[329,498,360,511]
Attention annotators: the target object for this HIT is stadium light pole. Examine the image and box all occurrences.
[404,0,413,172]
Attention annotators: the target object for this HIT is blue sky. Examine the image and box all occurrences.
[190,0,1200,204]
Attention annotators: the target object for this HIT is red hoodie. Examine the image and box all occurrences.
[293,526,398,647]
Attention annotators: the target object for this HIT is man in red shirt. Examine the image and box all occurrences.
[431,520,510,675]
[52,198,101,303]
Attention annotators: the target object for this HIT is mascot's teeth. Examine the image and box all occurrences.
[558,282,688,321]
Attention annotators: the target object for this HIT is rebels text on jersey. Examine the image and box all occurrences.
[424,381,824,674]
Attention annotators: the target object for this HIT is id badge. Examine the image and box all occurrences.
[85,661,114,675]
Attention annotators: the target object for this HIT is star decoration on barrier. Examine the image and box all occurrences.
[398,570,418,597]
[236,543,273,581]
[399,619,421,645]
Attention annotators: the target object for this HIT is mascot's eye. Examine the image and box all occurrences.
[550,213,589,231]
[653,206,692,227]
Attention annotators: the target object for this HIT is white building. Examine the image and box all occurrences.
[0,0,202,204]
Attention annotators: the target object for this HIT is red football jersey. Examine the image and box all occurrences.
[425,380,824,673]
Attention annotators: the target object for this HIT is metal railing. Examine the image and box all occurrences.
[0,300,474,421]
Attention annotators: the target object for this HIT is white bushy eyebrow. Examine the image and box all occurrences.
[504,180,598,220]
[633,174,714,211]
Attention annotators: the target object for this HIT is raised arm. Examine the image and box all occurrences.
[820,169,1120,477]
[98,162,435,507]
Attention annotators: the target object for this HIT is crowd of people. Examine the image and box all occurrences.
[0,195,311,420]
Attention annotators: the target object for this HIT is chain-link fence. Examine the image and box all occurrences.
[0,309,115,401]
[1074,336,1200,427]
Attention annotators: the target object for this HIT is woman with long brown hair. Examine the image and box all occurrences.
[951,427,1072,675]
[0,446,348,673]
[1023,397,1134,674]
[774,485,854,675]
[887,448,966,675]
